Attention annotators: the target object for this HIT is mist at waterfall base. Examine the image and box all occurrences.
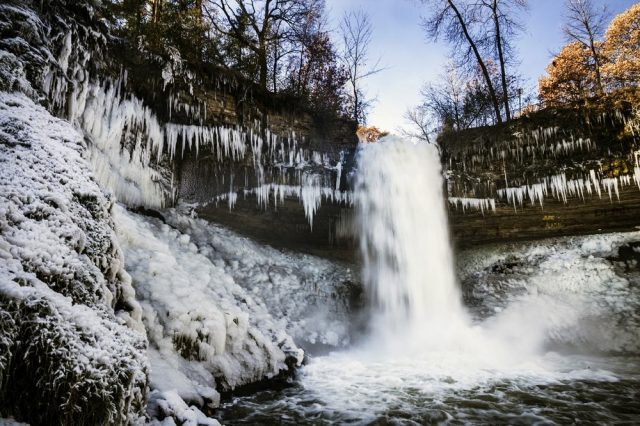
[218,136,640,424]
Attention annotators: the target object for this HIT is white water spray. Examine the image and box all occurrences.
[354,136,466,335]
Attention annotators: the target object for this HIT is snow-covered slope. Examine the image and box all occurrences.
[0,92,148,424]
[116,207,303,394]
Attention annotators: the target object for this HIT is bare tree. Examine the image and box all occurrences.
[204,0,308,90]
[422,0,503,124]
[413,61,498,136]
[563,0,609,94]
[479,0,528,122]
[402,105,434,143]
[340,10,382,124]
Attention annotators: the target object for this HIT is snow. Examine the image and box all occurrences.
[0,1,352,422]
[114,206,304,395]
[459,231,640,353]
[148,390,220,426]
[0,89,339,422]
[0,91,148,423]
[161,207,356,348]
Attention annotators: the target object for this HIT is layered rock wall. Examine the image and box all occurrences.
[442,93,640,246]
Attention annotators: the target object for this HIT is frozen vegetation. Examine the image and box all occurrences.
[113,204,355,420]
[160,206,355,349]
[0,92,148,424]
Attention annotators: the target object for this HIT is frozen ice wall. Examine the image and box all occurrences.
[114,204,355,410]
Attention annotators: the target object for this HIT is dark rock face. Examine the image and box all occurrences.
[443,92,640,246]
[176,130,358,262]
[450,185,640,248]
[196,196,357,263]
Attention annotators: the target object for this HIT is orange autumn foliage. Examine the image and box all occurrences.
[356,126,389,143]
[602,3,640,88]
[539,4,640,105]
[539,41,598,105]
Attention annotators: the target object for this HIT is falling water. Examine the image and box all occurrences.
[354,136,466,334]
[218,135,640,424]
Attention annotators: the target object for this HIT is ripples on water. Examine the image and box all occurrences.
[217,233,640,425]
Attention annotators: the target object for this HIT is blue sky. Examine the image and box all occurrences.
[324,0,637,131]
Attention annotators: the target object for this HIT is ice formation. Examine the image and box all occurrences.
[6,0,347,230]
[448,197,496,214]
[448,125,598,173]
[36,16,344,218]
[161,207,356,348]
[113,203,355,413]
[245,177,353,229]
[0,92,148,424]
[496,171,634,210]
[115,206,303,393]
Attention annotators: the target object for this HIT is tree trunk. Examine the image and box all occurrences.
[492,0,511,121]
[589,36,603,94]
[448,0,503,124]
[258,46,268,90]
[195,0,204,62]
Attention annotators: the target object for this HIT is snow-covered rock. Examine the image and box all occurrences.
[0,0,357,423]
[0,91,148,424]
[115,206,308,391]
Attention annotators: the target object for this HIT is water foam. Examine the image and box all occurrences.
[219,136,640,424]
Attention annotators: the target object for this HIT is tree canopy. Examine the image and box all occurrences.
[602,3,640,88]
[105,0,373,121]
[539,3,639,105]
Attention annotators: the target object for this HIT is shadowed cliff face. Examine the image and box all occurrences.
[441,92,640,246]
[176,130,358,262]
[195,196,357,263]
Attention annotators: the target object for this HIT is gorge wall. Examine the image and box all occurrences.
[441,92,640,247]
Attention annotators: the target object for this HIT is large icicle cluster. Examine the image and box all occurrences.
[449,126,598,173]
[0,92,148,424]
[43,22,347,220]
[2,0,348,224]
[495,170,639,210]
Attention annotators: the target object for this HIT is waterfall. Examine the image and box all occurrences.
[354,136,465,334]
